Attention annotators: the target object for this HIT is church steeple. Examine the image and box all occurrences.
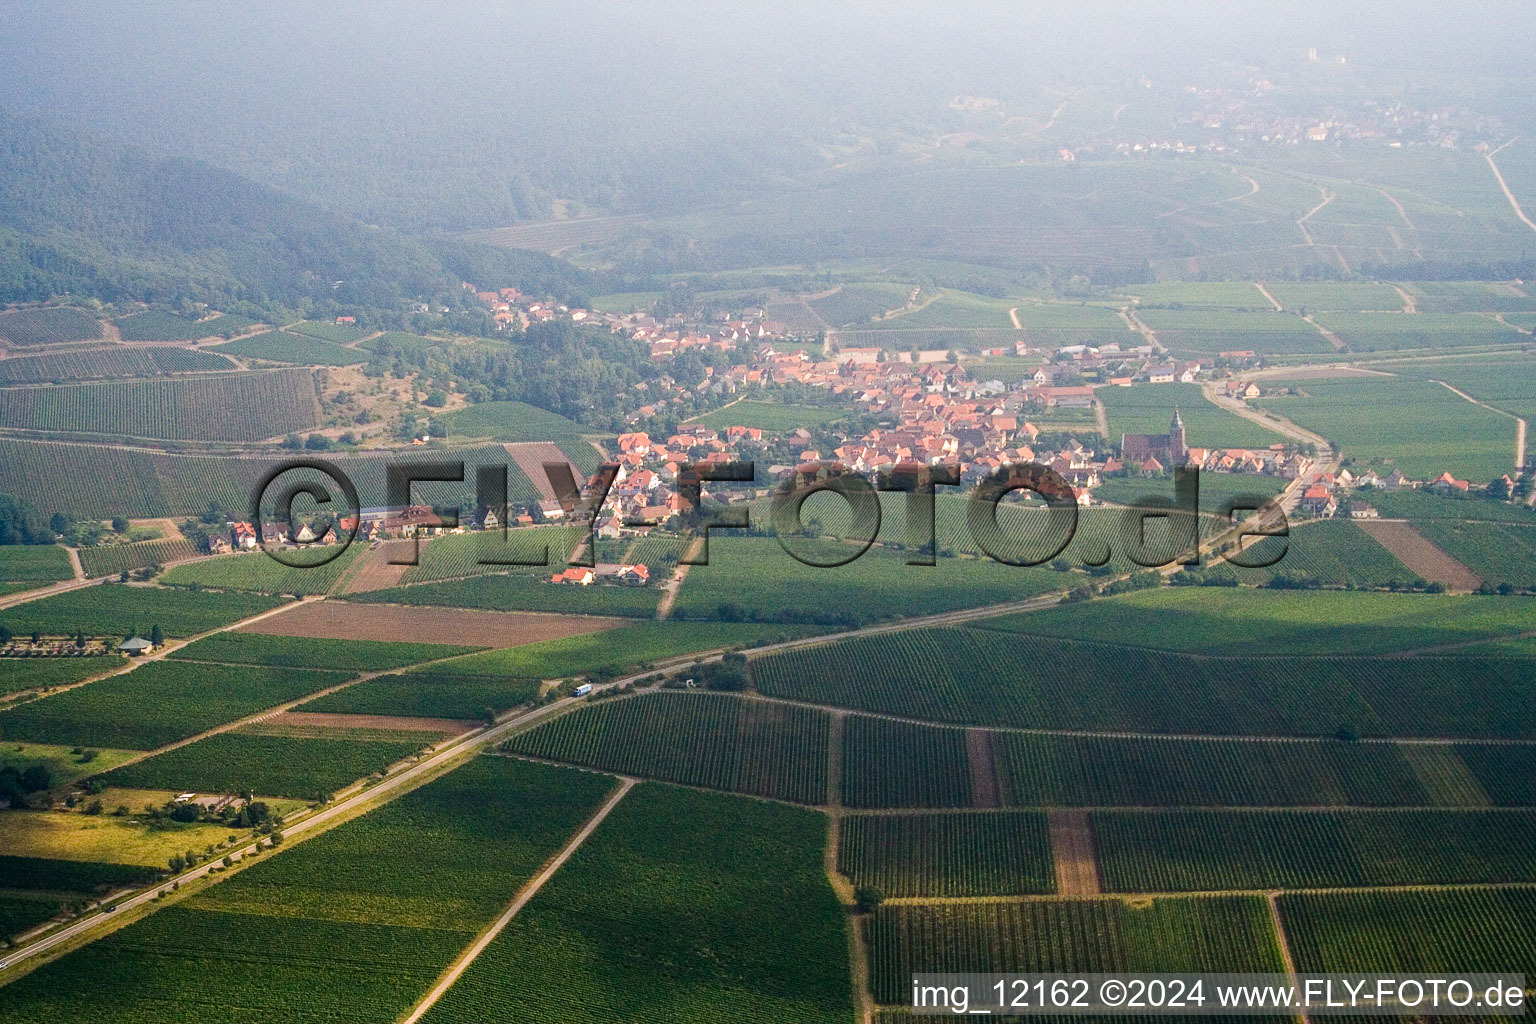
[1171,407,1184,431]
[1169,406,1186,465]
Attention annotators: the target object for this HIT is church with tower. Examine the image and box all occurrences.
[1120,408,1187,466]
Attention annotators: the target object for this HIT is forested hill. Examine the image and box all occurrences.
[0,112,609,313]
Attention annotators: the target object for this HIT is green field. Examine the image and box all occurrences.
[397,526,577,585]
[0,307,103,347]
[0,369,321,441]
[1134,308,1332,355]
[0,544,71,581]
[1256,373,1517,482]
[807,282,914,326]
[1127,282,1273,309]
[506,691,830,804]
[285,321,371,344]
[103,730,425,798]
[0,855,156,893]
[0,757,617,1024]
[1264,282,1407,310]
[1355,486,1536,523]
[754,626,1536,738]
[869,896,1285,1004]
[1094,810,1536,891]
[688,399,849,431]
[437,399,594,450]
[0,740,140,786]
[1203,518,1415,587]
[1280,888,1536,975]
[169,631,479,670]
[77,537,199,578]
[1099,382,1286,449]
[839,811,1054,897]
[1090,471,1287,509]
[298,668,540,719]
[1401,281,1536,314]
[859,288,1016,331]
[0,584,286,639]
[160,545,363,595]
[0,662,347,749]
[1378,354,1536,422]
[418,781,853,1024]
[211,330,366,365]
[979,587,1536,655]
[113,311,255,341]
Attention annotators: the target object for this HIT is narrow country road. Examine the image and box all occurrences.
[1485,139,1536,235]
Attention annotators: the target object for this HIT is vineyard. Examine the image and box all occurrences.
[113,311,255,341]
[0,307,103,347]
[839,811,1055,897]
[1135,308,1333,356]
[285,321,371,344]
[505,691,831,803]
[842,715,973,809]
[352,571,661,617]
[0,346,234,383]
[1414,521,1536,589]
[0,894,63,942]
[417,782,853,1024]
[0,855,153,894]
[1098,382,1287,448]
[976,587,1536,656]
[1279,888,1536,975]
[1,659,118,697]
[77,537,198,577]
[103,730,425,797]
[160,545,363,595]
[0,662,347,749]
[0,369,321,441]
[1203,518,1417,587]
[300,668,540,719]
[0,757,617,1024]
[0,583,285,638]
[169,632,480,670]
[753,627,1536,738]
[213,330,366,365]
[1094,810,1536,891]
[398,527,575,584]
[868,896,1285,1004]
[0,544,72,581]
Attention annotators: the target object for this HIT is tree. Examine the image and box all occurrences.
[168,853,186,872]
[150,624,165,647]
[1488,477,1511,501]
[0,625,11,644]
[111,516,129,533]
[20,764,52,792]
[0,493,51,545]
[854,886,886,913]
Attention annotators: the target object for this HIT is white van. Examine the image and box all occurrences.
[572,683,593,698]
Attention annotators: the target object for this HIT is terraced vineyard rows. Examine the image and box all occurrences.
[113,311,254,341]
[839,811,1055,897]
[0,308,102,346]
[505,691,830,803]
[0,369,321,441]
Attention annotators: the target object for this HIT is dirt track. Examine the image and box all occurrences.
[1356,519,1482,590]
[238,601,628,647]
[965,729,1001,808]
[337,541,416,594]
[505,442,581,502]
[1048,810,1101,895]
[272,711,478,734]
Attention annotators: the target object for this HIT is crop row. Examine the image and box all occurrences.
[753,625,1536,738]
[0,307,103,346]
[504,691,830,804]
[868,896,1284,1004]
[0,757,616,1023]
[170,632,479,671]
[301,669,539,720]
[104,731,424,798]
[77,537,198,578]
[0,369,321,441]
[417,782,852,1024]
[0,346,234,383]
[0,661,346,749]
[0,583,285,639]
[839,811,1054,897]
[160,545,363,595]
[113,311,255,341]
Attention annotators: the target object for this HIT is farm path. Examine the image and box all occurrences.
[1431,379,1527,472]
[1266,892,1306,1024]
[1296,185,1335,246]
[1093,398,1109,437]
[1199,382,1339,512]
[399,775,638,1024]
[1393,285,1418,314]
[654,536,704,620]
[1122,307,1163,352]
[1255,282,1284,311]
[0,573,98,609]
[1485,138,1536,236]
[1009,306,1022,330]
[1048,810,1101,895]
[63,546,84,581]
[1302,315,1349,352]
[1155,166,1260,220]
